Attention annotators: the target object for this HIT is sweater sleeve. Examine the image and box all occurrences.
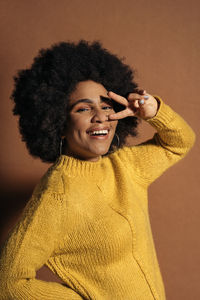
[0,190,82,300]
[119,97,196,186]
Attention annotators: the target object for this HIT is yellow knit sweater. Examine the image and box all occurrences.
[0,99,195,300]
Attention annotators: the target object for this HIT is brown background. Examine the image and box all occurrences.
[0,0,199,299]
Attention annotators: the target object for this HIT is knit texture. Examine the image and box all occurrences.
[0,99,195,300]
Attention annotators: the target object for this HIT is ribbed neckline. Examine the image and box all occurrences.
[53,154,108,177]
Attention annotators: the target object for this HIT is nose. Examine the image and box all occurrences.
[91,108,108,123]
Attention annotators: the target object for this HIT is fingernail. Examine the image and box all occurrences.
[139,99,145,105]
[144,95,149,99]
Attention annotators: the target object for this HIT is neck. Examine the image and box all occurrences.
[62,148,101,162]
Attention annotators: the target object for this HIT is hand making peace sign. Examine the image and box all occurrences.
[107,89,159,120]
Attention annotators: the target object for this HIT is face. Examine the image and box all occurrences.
[63,80,118,161]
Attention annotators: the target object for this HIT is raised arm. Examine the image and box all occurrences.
[0,190,82,300]
[108,90,196,186]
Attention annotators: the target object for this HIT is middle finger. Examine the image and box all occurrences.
[107,91,128,107]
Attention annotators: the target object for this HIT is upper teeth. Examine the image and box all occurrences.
[89,130,108,135]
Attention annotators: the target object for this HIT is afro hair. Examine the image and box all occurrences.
[11,40,139,163]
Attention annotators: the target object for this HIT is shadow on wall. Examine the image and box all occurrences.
[0,181,34,245]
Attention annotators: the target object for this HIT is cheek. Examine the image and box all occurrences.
[67,116,88,133]
[113,121,118,132]
[65,117,90,145]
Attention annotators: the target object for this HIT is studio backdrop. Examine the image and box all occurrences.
[0,1,199,299]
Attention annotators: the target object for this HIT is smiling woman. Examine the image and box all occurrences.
[9,40,139,164]
[63,80,118,161]
[0,40,195,300]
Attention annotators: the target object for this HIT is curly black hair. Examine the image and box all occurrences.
[11,40,140,163]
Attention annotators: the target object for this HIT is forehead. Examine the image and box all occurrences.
[69,80,108,104]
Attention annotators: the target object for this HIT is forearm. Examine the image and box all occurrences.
[119,97,195,186]
[146,96,196,157]
[0,279,83,300]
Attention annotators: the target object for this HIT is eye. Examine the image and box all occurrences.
[76,107,90,112]
[102,106,113,110]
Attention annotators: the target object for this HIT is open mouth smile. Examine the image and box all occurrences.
[88,129,109,136]
[87,128,110,139]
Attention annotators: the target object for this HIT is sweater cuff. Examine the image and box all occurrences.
[146,95,176,129]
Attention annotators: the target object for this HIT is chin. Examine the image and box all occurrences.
[90,144,111,156]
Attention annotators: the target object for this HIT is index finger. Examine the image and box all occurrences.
[108,108,133,120]
[107,91,128,106]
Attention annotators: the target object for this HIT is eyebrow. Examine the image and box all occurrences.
[68,96,112,110]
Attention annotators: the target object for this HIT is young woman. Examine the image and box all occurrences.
[0,40,195,300]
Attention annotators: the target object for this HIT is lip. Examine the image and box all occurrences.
[88,134,109,140]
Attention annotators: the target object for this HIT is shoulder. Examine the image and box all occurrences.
[108,145,141,163]
[20,165,66,225]
[33,164,65,196]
